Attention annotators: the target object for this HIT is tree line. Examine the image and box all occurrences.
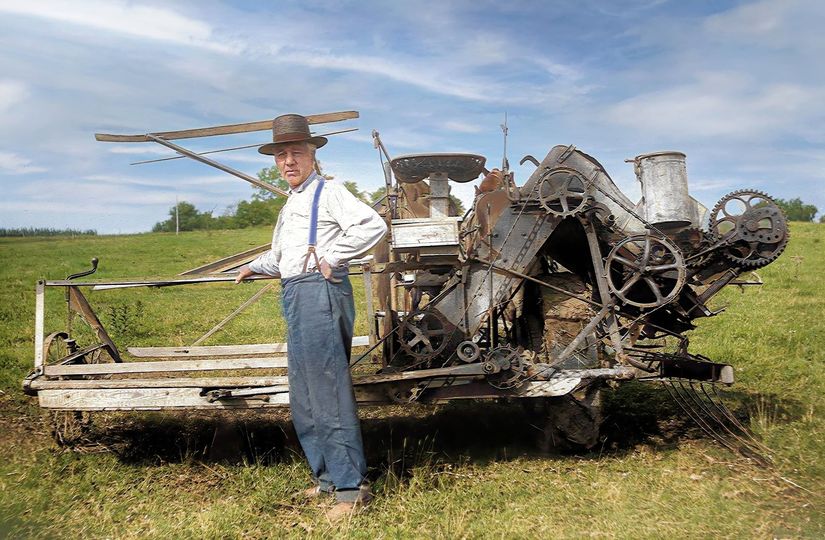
[153,166,821,233]
[773,198,821,223]
[152,165,463,233]
[0,227,97,237]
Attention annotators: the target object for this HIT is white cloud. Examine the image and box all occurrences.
[0,79,26,112]
[283,51,494,102]
[0,151,47,174]
[605,73,817,140]
[443,121,484,134]
[0,0,238,53]
[703,0,825,50]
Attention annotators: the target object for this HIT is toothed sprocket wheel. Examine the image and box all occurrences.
[538,167,591,217]
[709,190,789,269]
[398,309,449,361]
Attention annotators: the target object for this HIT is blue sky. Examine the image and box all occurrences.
[0,0,822,233]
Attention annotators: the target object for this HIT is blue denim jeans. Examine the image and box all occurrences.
[281,271,367,502]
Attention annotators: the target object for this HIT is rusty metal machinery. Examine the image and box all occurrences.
[24,114,789,460]
[368,139,788,457]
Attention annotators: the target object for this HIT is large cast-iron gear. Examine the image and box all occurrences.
[538,167,591,217]
[605,234,687,309]
[709,190,789,269]
[398,309,449,361]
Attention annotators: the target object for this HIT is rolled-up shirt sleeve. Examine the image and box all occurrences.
[322,184,387,268]
[248,226,282,277]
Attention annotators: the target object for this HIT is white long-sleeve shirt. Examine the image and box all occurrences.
[248,172,387,279]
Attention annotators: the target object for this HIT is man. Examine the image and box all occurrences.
[235,114,387,521]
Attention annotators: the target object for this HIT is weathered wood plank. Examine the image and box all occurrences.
[37,384,391,410]
[128,335,370,358]
[43,357,288,376]
[95,111,359,142]
[68,286,122,362]
[34,281,45,370]
[29,376,289,390]
[178,244,271,276]
[38,388,291,410]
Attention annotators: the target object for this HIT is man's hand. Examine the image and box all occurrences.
[235,265,255,284]
[319,258,342,283]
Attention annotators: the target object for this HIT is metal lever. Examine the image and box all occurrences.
[67,258,99,281]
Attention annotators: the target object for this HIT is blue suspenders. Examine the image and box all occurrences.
[301,177,325,273]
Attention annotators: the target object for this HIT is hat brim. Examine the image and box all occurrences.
[258,136,328,155]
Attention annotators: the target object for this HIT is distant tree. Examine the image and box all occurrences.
[151,167,374,233]
[343,180,369,203]
[234,198,282,228]
[450,195,466,215]
[0,227,97,237]
[152,201,216,232]
[253,165,289,200]
[775,197,818,222]
[819,214,825,224]
[370,186,387,204]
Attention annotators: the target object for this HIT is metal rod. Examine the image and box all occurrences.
[146,134,289,198]
[82,275,275,290]
[555,304,610,365]
[582,220,624,355]
[487,203,495,348]
[192,283,275,346]
[474,258,602,308]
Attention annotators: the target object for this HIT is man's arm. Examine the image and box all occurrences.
[236,227,282,283]
[234,264,257,283]
[322,184,388,268]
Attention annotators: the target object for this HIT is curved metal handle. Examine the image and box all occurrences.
[66,258,99,281]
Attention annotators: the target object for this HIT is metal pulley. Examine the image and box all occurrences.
[605,234,686,309]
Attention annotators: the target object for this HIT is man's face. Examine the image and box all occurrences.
[274,142,315,189]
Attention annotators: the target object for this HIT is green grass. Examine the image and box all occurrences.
[1,224,823,538]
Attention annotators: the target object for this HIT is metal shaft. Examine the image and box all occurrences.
[146,134,289,198]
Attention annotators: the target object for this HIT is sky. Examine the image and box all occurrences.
[0,0,823,234]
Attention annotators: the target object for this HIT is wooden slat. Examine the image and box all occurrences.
[128,343,285,357]
[178,244,270,276]
[127,335,370,358]
[37,384,391,410]
[34,281,45,370]
[95,111,359,142]
[29,376,289,390]
[43,357,288,376]
[38,388,291,410]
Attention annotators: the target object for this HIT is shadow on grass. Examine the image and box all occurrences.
[59,382,805,482]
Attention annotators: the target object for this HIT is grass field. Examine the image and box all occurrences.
[1,224,823,538]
